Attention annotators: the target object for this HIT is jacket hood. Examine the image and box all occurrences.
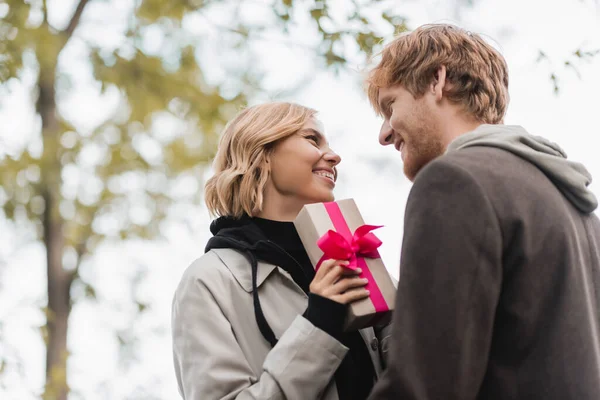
[206,215,264,252]
[447,124,598,213]
[204,215,280,347]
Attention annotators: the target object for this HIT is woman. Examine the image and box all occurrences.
[172,102,391,399]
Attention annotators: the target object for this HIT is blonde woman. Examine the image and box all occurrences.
[172,102,390,399]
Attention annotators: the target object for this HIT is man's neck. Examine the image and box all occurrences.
[441,113,487,149]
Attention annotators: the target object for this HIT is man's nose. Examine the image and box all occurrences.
[379,120,394,146]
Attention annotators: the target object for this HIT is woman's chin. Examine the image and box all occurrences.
[299,187,335,205]
[315,191,335,203]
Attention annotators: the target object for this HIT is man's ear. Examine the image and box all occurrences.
[431,65,447,102]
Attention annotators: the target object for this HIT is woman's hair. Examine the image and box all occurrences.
[366,24,509,124]
[204,102,317,218]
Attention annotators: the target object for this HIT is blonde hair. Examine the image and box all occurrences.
[366,24,509,124]
[204,102,317,218]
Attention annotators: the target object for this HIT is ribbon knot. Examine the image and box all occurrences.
[315,224,383,271]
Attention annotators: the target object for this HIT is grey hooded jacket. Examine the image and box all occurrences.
[448,124,597,213]
[369,124,600,400]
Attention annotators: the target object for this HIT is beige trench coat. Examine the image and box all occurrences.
[172,248,392,400]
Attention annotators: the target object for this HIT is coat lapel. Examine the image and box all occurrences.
[212,248,277,293]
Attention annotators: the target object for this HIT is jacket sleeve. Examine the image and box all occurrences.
[172,260,349,400]
[374,275,398,369]
[369,159,503,400]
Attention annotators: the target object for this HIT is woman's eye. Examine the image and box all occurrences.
[306,135,319,144]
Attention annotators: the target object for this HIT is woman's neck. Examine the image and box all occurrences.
[256,192,305,222]
[255,208,298,221]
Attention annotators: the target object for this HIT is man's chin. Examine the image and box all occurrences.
[404,158,429,182]
[403,161,418,182]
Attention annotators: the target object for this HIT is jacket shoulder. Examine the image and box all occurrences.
[434,146,544,180]
[176,248,277,296]
[420,147,555,197]
[434,146,524,173]
[412,149,498,196]
[175,250,238,293]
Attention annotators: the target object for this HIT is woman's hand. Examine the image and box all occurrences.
[309,259,370,304]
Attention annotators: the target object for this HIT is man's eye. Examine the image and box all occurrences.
[385,101,394,116]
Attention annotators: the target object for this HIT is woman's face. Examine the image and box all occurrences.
[266,118,341,208]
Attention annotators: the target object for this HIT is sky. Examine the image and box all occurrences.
[1,0,600,398]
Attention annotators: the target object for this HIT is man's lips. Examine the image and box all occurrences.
[394,139,404,152]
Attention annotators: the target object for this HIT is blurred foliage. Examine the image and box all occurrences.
[0,0,403,397]
[537,47,600,94]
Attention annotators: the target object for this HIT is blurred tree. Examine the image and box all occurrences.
[536,47,600,94]
[450,0,600,94]
[0,0,402,398]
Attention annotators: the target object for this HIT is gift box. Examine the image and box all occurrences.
[294,199,396,331]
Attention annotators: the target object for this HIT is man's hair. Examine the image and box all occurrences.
[204,102,317,218]
[366,24,509,124]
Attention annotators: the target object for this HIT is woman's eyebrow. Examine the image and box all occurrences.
[299,128,324,140]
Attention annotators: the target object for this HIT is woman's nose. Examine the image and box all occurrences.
[379,120,394,146]
[323,148,342,166]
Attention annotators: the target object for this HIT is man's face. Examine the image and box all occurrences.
[377,84,446,181]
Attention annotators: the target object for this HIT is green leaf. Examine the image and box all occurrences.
[84,283,96,300]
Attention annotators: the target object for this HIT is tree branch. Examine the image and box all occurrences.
[68,241,86,285]
[64,0,91,39]
[42,0,48,24]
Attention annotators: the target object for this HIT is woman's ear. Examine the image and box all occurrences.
[263,154,271,175]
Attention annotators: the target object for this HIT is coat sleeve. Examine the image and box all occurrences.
[369,158,503,400]
[374,276,397,369]
[172,257,349,400]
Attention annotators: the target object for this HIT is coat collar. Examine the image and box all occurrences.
[211,248,278,293]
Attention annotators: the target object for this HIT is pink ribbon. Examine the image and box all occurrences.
[315,202,389,313]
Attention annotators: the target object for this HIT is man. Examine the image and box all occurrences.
[366,24,600,399]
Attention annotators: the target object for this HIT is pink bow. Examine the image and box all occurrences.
[315,225,383,271]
